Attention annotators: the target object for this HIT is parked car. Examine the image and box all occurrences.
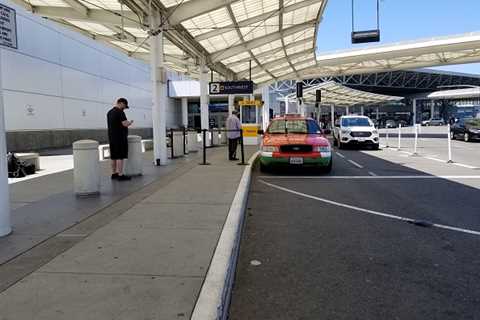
[259,115,332,172]
[421,118,445,126]
[333,115,379,149]
[450,118,480,142]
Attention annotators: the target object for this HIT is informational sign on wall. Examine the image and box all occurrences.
[0,4,17,49]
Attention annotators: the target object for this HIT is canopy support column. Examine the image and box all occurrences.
[0,52,11,237]
[261,86,270,131]
[360,106,364,115]
[285,96,289,114]
[376,107,379,120]
[412,99,417,125]
[150,13,167,166]
[346,106,350,115]
[200,61,209,131]
[430,103,435,119]
[181,97,188,128]
[228,94,235,115]
[330,104,335,129]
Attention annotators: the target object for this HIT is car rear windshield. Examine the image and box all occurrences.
[341,117,372,127]
[267,119,321,134]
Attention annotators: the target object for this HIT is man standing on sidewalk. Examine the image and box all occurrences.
[226,110,242,161]
[107,98,133,181]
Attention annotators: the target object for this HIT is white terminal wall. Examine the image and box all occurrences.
[0,0,183,131]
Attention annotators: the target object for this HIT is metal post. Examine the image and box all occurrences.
[170,128,174,159]
[376,107,379,120]
[397,123,401,150]
[360,106,364,115]
[284,96,289,114]
[0,52,11,237]
[150,13,167,166]
[239,129,246,165]
[200,129,210,165]
[346,106,349,115]
[183,127,187,155]
[447,123,453,163]
[386,130,389,148]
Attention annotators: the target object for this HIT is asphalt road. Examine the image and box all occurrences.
[229,146,480,320]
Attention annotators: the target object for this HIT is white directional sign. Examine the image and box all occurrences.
[0,4,17,49]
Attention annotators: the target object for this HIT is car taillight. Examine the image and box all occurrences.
[262,145,278,152]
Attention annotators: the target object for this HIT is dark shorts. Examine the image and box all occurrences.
[109,138,128,160]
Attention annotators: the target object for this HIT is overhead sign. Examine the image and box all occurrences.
[209,81,253,95]
[239,99,262,107]
[0,4,17,49]
[351,29,380,44]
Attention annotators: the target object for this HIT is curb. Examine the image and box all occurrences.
[191,151,259,320]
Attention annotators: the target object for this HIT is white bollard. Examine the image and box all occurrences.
[447,124,453,163]
[73,140,100,196]
[397,123,402,150]
[188,131,199,152]
[413,124,418,155]
[124,135,143,176]
[385,130,389,148]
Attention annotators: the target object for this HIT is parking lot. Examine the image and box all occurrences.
[229,142,480,320]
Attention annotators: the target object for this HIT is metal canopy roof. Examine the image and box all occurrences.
[425,87,480,100]
[281,32,480,85]
[284,81,402,106]
[11,0,327,83]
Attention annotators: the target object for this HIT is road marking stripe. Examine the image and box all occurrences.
[259,180,480,237]
[368,171,377,176]
[347,159,364,169]
[258,175,480,179]
[335,152,345,159]
[424,156,445,163]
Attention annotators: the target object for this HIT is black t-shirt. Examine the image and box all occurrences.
[107,107,128,142]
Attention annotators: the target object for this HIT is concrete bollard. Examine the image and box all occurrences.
[73,140,100,196]
[188,131,199,152]
[124,135,143,176]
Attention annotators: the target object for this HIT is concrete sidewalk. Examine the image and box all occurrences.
[0,146,256,319]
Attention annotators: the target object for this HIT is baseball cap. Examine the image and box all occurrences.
[117,98,129,108]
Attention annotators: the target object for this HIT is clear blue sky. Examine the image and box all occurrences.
[316,0,480,75]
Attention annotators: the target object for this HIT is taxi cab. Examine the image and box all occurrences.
[259,115,332,172]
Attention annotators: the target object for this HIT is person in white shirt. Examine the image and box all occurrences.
[226,110,242,160]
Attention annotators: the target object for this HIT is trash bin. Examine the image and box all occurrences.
[220,127,228,144]
[124,135,143,176]
[73,140,100,196]
[211,129,219,146]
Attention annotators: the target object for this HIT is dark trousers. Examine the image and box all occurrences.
[228,138,239,160]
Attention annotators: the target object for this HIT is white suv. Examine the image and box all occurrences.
[333,115,379,149]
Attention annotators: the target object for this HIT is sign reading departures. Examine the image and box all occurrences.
[209,81,253,95]
[0,4,17,49]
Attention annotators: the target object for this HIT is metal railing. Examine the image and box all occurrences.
[166,127,246,165]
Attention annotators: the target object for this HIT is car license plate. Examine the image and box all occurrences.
[290,157,303,165]
[357,138,366,142]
